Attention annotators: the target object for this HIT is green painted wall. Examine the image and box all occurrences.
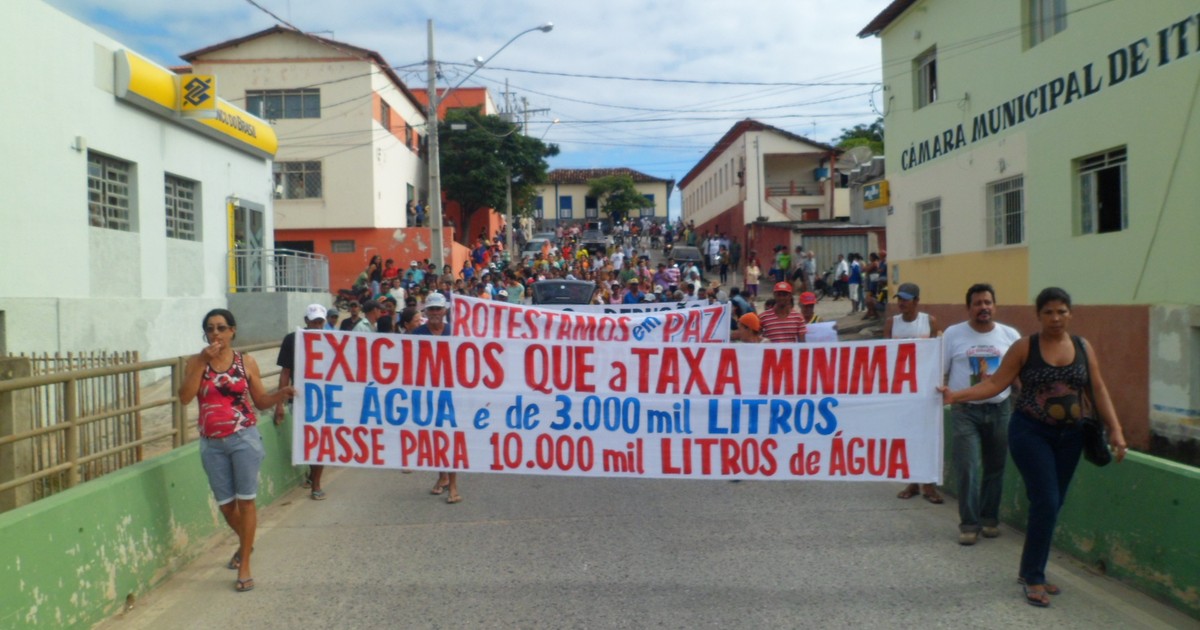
[0,420,300,628]
[940,414,1200,618]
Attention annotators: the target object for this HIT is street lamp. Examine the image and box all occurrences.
[425,20,553,270]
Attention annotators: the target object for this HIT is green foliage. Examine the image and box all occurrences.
[439,108,559,222]
[834,117,884,154]
[585,174,650,224]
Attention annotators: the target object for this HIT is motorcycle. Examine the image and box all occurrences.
[812,269,835,302]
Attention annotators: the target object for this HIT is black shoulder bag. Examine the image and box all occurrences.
[1077,336,1112,467]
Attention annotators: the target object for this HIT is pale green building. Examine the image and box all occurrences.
[860,0,1200,461]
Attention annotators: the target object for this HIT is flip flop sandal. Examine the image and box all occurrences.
[897,485,920,499]
[311,489,327,501]
[922,491,945,504]
[430,484,448,495]
[227,550,241,570]
[235,577,255,593]
[446,494,463,504]
[1022,585,1050,607]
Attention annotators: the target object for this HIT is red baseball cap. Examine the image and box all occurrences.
[773,281,793,294]
[799,291,817,305]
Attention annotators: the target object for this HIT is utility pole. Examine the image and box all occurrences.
[425,19,445,270]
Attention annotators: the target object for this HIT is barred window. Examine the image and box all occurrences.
[245,89,321,119]
[1078,147,1127,234]
[987,175,1024,246]
[88,152,134,231]
[274,161,323,200]
[165,174,199,241]
[918,198,941,255]
[331,240,355,253]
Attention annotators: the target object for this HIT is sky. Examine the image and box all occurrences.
[46,0,889,215]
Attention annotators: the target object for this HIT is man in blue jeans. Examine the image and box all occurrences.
[942,283,1022,545]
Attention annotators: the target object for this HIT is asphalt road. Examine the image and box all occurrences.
[96,467,1193,629]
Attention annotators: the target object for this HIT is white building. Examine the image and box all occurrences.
[183,27,432,292]
[0,0,280,359]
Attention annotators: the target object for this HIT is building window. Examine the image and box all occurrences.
[917,198,941,255]
[331,240,355,253]
[1078,147,1127,234]
[1028,0,1067,48]
[380,101,392,131]
[533,196,544,219]
[164,174,199,241]
[558,195,573,219]
[584,195,598,219]
[914,47,938,109]
[274,161,323,199]
[987,175,1024,246]
[641,194,656,217]
[87,152,135,231]
[245,89,321,119]
[405,123,413,148]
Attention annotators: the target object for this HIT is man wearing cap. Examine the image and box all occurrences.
[410,293,462,504]
[758,282,808,343]
[885,282,944,504]
[275,304,330,499]
[622,278,645,304]
[354,300,383,333]
[942,283,1021,545]
[733,312,766,343]
[798,291,821,324]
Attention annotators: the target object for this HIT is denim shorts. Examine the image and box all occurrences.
[199,426,265,505]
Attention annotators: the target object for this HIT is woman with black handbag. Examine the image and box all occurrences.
[941,287,1126,608]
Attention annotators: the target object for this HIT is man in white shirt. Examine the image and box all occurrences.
[942,283,1022,545]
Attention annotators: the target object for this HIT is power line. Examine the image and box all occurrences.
[439,62,878,87]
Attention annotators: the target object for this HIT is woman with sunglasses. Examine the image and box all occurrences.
[179,308,295,593]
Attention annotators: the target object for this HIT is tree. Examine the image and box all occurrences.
[833,117,884,154]
[586,174,650,224]
[438,108,559,229]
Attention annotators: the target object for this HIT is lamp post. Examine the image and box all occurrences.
[425,19,553,271]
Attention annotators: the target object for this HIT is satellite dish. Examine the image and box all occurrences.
[836,145,875,170]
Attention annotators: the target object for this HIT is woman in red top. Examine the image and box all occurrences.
[180,309,294,593]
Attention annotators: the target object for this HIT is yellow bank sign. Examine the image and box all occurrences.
[863,180,889,209]
[114,50,276,158]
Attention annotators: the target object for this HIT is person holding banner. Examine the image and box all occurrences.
[759,282,808,343]
[941,284,1021,545]
[888,283,945,504]
[179,309,295,592]
[275,304,331,500]
[411,293,463,504]
[941,287,1126,607]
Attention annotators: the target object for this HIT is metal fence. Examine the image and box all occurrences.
[0,343,280,511]
[229,248,329,293]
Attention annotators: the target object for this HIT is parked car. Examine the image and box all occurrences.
[669,245,705,280]
[530,279,598,305]
[521,238,555,263]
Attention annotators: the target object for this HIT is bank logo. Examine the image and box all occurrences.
[184,77,212,107]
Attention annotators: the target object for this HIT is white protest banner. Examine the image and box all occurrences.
[293,331,944,482]
[451,294,730,343]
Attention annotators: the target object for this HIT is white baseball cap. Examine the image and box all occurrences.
[423,293,448,310]
[305,304,327,321]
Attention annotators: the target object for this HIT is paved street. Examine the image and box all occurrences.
[97,468,1192,629]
